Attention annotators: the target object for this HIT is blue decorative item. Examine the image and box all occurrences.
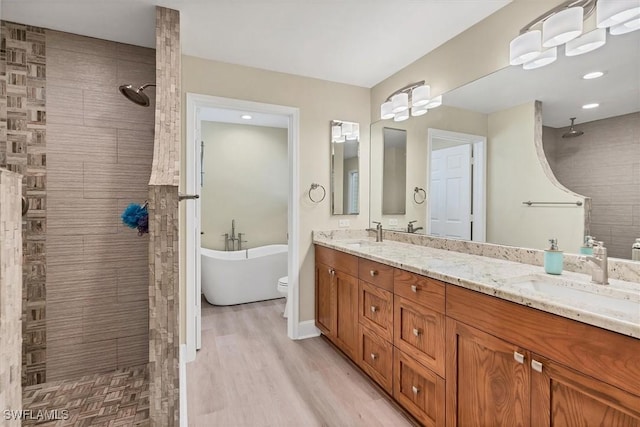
[121,202,149,235]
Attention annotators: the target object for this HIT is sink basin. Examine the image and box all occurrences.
[505,274,639,319]
[338,239,378,249]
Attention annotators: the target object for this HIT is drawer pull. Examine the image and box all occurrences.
[370,270,378,277]
[514,351,525,364]
[412,386,420,395]
[370,305,378,313]
[370,353,378,361]
[412,328,421,337]
[531,359,543,373]
[411,285,418,293]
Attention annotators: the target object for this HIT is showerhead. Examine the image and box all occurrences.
[562,117,584,138]
[119,83,156,107]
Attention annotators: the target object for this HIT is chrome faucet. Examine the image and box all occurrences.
[407,220,423,233]
[586,241,609,285]
[367,221,383,242]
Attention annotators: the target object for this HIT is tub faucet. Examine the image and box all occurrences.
[407,220,423,233]
[586,241,609,285]
[366,221,383,242]
[238,233,247,251]
[231,219,236,240]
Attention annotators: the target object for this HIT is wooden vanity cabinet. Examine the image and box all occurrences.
[314,246,359,358]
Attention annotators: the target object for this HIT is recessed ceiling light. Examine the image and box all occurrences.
[582,103,600,109]
[241,114,252,120]
[583,71,604,80]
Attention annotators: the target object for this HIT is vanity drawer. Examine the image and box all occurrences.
[315,245,358,276]
[394,296,445,378]
[359,280,393,342]
[359,258,394,291]
[394,348,445,427]
[394,269,445,314]
[358,324,393,395]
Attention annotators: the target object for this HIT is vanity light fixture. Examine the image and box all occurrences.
[379,81,442,121]
[346,124,360,140]
[583,70,604,79]
[582,102,600,109]
[523,47,558,69]
[331,120,358,143]
[542,6,584,47]
[241,114,252,120]
[565,28,607,56]
[596,0,640,28]
[610,16,640,34]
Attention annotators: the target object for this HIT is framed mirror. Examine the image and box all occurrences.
[331,120,360,215]
[370,29,639,260]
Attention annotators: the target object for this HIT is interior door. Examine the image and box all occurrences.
[195,119,202,351]
[429,144,471,240]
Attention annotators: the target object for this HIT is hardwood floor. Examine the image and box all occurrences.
[187,298,414,427]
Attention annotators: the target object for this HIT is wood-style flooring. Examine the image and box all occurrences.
[21,365,149,426]
[187,298,414,427]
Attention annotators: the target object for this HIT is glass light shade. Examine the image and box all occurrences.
[331,125,342,139]
[542,7,584,47]
[411,85,431,107]
[523,47,558,70]
[346,124,359,140]
[391,92,409,113]
[597,0,640,28]
[393,109,410,122]
[565,28,607,56]
[424,95,443,109]
[411,105,428,116]
[610,17,640,34]
[341,122,353,136]
[509,30,542,65]
[334,135,346,143]
[381,101,394,119]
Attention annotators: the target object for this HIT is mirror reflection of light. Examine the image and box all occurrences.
[583,71,604,79]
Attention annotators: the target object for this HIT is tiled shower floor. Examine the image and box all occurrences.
[21,365,149,427]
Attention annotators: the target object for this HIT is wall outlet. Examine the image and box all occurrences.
[388,218,398,226]
[339,219,350,227]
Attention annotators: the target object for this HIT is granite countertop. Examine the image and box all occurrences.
[313,234,640,339]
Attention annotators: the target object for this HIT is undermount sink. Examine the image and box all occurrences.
[338,239,379,249]
[505,273,639,318]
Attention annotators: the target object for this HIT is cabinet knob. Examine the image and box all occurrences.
[412,328,421,337]
[370,270,378,277]
[370,305,378,313]
[412,386,420,395]
[513,351,525,364]
[411,285,418,293]
[370,353,377,361]
[531,359,543,373]
[328,268,335,276]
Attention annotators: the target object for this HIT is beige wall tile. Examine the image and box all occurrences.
[46,85,84,125]
[83,233,148,264]
[47,265,118,307]
[48,124,117,164]
[117,334,149,368]
[47,155,84,197]
[116,43,155,65]
[47,47,117,91]
[117,260,149,303]
[117,128,155,165]
[84,89,155,131]
[47,339,117,381]
[82,300,148,343]
[83,162,151,199]
[117,59,155,89]
[48,198,121,235]
[47,30,118,58]
[46,308,83,342]
[46,235,83,266]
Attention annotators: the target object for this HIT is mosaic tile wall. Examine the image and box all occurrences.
[0,21,47,387]
[0,169,23,426]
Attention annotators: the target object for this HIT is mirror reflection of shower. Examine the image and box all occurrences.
[119,83,156,107]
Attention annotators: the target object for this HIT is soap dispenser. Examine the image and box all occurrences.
[633,238,640,261]
[580,235,595,255]
[544,238,563,275]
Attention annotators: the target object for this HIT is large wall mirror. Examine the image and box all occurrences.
[370,28,639,260]
[331,120,360,215]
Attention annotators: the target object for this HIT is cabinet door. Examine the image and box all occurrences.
[446,318,530,427]
[531,353,640,427]
[358,324,393,394]
[334,270,359,359]
[359,280,393,342]
[315,262,335,337]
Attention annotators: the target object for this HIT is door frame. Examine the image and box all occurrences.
[185,93,301,362]
[426,128,486,242]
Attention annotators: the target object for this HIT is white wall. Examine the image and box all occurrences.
[181,56,370,338]
[487,102,585,252]
[200,121,288,251]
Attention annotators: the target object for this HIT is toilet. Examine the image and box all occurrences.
[277,276,289,318]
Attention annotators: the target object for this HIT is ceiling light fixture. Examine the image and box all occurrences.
[597,0,640,28]
[610,16,640,34]
[582,102,600,109]
[509,0,613,71]
[582,71,604,79]
[379,81,442,121]
[241,114,252,120]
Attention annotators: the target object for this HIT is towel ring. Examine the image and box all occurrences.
[309,183,326,203]
[414,187,426,204]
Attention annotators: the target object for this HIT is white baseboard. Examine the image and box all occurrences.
[296,320,321,340]
[180,344,188,427]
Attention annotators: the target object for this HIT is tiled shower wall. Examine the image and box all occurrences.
[543,112,640,259]
[0,21,47,386]
[46,30,155,381]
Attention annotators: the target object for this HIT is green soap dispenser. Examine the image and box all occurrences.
[580,235,595,255]
[544,238,563,275]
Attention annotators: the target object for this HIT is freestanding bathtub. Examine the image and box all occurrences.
[201,244,287,306]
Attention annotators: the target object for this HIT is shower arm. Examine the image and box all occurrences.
[139,83,156,90]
